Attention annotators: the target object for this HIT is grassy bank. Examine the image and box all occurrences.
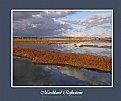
[78,44,112,49]
[13,47,112,73]
[13,38,112,44]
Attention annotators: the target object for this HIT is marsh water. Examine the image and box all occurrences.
[14,42,112,57]
[13,42,112,86]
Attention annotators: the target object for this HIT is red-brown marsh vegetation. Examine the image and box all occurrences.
[78,44,112,49]
[13,47,112,73]
[13,38,112,44]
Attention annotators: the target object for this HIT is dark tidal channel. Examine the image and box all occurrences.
[13,56,112,86]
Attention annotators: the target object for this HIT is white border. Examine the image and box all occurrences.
[11,9,113,88]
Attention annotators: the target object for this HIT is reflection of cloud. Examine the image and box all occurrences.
[14,56,111,86]
[56,66,111,85]
[14,57,52,86]
[52,43,111,57]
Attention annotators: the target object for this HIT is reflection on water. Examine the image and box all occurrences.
[75,42,112,46]
[53,66,111,85]
[14,42,112,57]
[13,42,112,86]
[51,44,112,57]
[14,57,52,86]
[13,57,112,86]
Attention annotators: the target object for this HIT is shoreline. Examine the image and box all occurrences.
[13,38,112,44]
[78,44,112,49]
[13,47,112,73]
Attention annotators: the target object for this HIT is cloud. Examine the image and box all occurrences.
[81,13,112,30]
[32,11,76,19]
[13,11,40,20]
[13,11,73,37]
[63,13,112,30]
[13,11,112,37]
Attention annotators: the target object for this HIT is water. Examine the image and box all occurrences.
[14,42,112,57]
[13,57,111,86]
[13,42,112,86]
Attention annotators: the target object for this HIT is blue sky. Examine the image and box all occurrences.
[13,10,112,37]
[58,11,111,20]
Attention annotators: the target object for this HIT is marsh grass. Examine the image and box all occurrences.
[14,38,112,44]
[13,47,112,73]
[79,45,112,49]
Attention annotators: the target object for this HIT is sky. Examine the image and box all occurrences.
[13,10,113,37]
